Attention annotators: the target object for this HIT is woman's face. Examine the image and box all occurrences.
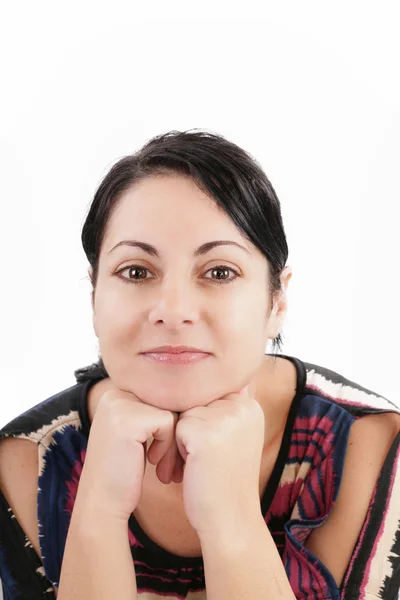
[90,174,290,412]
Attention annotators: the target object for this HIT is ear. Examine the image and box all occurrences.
[88,267,98,337]
[265,266,292,341]
[88,267,94,301]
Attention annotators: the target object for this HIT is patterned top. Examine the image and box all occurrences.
[0,354,399,600]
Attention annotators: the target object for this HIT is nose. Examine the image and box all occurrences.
[147,283,200,328]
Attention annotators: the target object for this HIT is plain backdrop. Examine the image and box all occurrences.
[0,1,399,426]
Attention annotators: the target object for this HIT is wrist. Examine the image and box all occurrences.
[198,508,265,547]
[72,487,130,531]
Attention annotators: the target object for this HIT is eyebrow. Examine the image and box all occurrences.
[108,239,251,257]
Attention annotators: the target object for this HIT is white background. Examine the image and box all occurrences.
[0,1,399,426]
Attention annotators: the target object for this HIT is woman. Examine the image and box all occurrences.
[0,129,399,600]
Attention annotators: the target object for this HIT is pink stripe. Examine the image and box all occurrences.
[136,586,205,598]
[133,558,202,572]
[137,571,204,583]
[128,527,145,548]
[295,543,330,596]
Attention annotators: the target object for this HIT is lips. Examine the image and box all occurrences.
[142,345,209,354]
[141,351,211,365]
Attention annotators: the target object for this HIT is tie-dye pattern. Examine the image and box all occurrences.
[0,354,399,599]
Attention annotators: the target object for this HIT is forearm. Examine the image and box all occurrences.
[199,513,296,600]
[57,499,137,599]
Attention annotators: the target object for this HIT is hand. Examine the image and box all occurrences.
[77,387,183,522]
[87,377,185,486]
[174,386,265,536]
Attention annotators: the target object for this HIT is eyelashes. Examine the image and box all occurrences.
[114,265,240,286]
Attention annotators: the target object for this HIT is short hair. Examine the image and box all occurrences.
[75,128,289,384]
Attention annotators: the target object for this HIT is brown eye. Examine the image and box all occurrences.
[206,267,230,280]
[116,265,152,283]
[126,266,148,280]
[203,266,240,284]
[115,264,240,285]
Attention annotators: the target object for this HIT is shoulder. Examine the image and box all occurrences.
[0,436,59,597]
[301,357,400,417]
[304,411,400,589]
[349,410,400,442]
[0,436,40,554]
[333,412,400,526]
[0,380,92,446]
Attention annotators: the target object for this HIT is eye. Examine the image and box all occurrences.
[203,266,240,284]
[115,265,240,285]
[116,265,151,283]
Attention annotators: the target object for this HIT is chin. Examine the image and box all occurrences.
[135,389,213,412]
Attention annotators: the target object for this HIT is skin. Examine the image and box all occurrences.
[88,173,293,449]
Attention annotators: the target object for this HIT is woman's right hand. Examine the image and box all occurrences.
[77,387,184,522]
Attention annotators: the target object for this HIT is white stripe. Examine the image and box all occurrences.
[306,369,400,412]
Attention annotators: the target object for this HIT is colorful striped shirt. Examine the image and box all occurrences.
[0,354,399,599]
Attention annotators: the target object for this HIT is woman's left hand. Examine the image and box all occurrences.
[174,386,266,537]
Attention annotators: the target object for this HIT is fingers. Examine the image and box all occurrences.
[146,411,178,466]
[145,411,180,484]
[139,411,184,486]
[156,437,180,484]
[171,453,185,484]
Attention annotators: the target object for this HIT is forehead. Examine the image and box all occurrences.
[103,175,250,250]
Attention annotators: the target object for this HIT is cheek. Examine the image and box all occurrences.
[94,285,267,340]
[95,299,139,342]
[222,294,266,334]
